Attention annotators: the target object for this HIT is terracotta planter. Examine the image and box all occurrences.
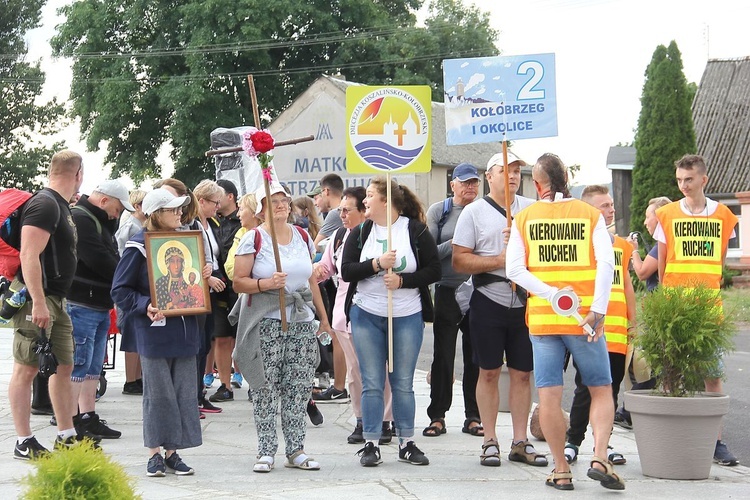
[624,390,729,479]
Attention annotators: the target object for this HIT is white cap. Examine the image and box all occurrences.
[95,180,135,212]
[255,183,288,215]
[142,188,189,216]
[487,151,527,171]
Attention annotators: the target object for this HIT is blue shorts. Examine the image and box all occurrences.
[68,304,110,382]
[530,334,612,388]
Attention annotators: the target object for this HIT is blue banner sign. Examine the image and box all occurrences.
[443,53,557,144]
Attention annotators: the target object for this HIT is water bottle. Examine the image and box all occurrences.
[0,287,28,324]
[313,320,332,346]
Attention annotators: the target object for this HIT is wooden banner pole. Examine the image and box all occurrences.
[386,173,394,373]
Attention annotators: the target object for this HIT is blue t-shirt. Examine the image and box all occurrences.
[646,245,659,292]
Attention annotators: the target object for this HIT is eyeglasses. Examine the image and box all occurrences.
[457,178,480,186]
[204,198,220,206]
[340,207,359,215]
[159,207,184,215]
[270,197,292,206]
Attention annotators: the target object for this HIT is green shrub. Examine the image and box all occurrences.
[635,283,735,397]
[21,440,140,499]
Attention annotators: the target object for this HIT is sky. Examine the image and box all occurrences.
[24,0,750,193]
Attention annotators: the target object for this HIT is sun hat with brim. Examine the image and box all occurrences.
[142,188,190,216]
[95,179,135,212]
[255,183,289,215]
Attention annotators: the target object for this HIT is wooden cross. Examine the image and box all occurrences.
[205,75,315,331]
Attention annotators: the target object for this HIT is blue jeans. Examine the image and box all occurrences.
[68,304,110,382]
[530,334,611,388]
[350,305,424,441]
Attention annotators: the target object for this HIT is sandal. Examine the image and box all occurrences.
[284,450,320,470]
[564,443,579,464]
[607,445,627,465]
[461,418,484,437]
[253,455,274,473]
[546,469,574,491]
[422,418,446,437]
[587,456,625,490]
[480,438,501,467]
[508,439,548,466]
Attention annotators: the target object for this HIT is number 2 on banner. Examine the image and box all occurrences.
[517,61,545,100]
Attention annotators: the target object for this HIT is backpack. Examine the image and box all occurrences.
[250,224,310,254]
[0,189,60,281]
[435,197,453,243]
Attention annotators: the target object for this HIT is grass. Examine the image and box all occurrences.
[722,287,750,326]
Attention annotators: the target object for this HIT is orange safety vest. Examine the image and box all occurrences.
[604,236,632,355]
[516,200,601,336]
[656,201,738,291]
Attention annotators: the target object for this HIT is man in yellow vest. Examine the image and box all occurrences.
[507,154,624,490]
[654,154,739,466]
[564,185,635,466]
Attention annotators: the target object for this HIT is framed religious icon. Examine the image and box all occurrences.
[144,230,211,317]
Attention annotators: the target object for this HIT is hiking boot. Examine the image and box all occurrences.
[312,386,349,403]
[14,436,49,460]
[199,398,222,413]
[306,399,323,426]
[209,384,234,402]
[357,442,382,467]
[714,440,739,466]
[165,451,195,475]
[147,453,166,477]
[231,372,244,389]
[398,441,429,465]
[203,373,215,388]
[77,413,122,439]
[348,422,365,444]
[379,421,393,445]
[613,410,632,430]
[123,381,143,395]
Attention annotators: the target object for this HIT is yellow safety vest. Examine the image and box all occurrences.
[516,200,601,336]
[604,236,631,354]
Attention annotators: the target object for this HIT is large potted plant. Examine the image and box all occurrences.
[624,283,735,480]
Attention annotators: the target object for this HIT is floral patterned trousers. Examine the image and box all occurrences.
[251,318,318,457]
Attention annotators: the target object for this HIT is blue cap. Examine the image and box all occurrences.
[452,163,480,181]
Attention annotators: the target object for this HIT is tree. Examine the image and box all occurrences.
[630,41,696,234]
[0,0,65,191]
[51,0,498,187]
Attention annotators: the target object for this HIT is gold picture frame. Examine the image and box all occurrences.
[144,230,211,317]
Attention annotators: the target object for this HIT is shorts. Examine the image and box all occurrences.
[468,290,533,371]
[68,304,110,381]
[212,298,237,338]
[13,295,74,366]
[530,334,612,388]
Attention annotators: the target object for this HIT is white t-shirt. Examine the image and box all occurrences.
[452,195,534,307]
[236,225,315,321]
[353,216,421,317]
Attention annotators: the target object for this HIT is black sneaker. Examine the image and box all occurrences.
[348,422,365,444]
[123,381,143,395]
[208,384,234,402]
[14,436,49,460]
[613,410,632,430]
[312,386,349,403]
[357,442,382,467]
[54,434,101,450]
[31,406,55,416]
[73,414,105,440]
[306,399,323,426]
[714,440,739,466]
[147,453,166,477]
[199,398,222,413]
[165,451,195,475]
[398,441,429,465]
[379,421,393,445]
[79,413,122,439]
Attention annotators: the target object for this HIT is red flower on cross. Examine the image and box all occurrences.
[242,128,275,181]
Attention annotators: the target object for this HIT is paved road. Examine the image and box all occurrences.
[418,322,750,466]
